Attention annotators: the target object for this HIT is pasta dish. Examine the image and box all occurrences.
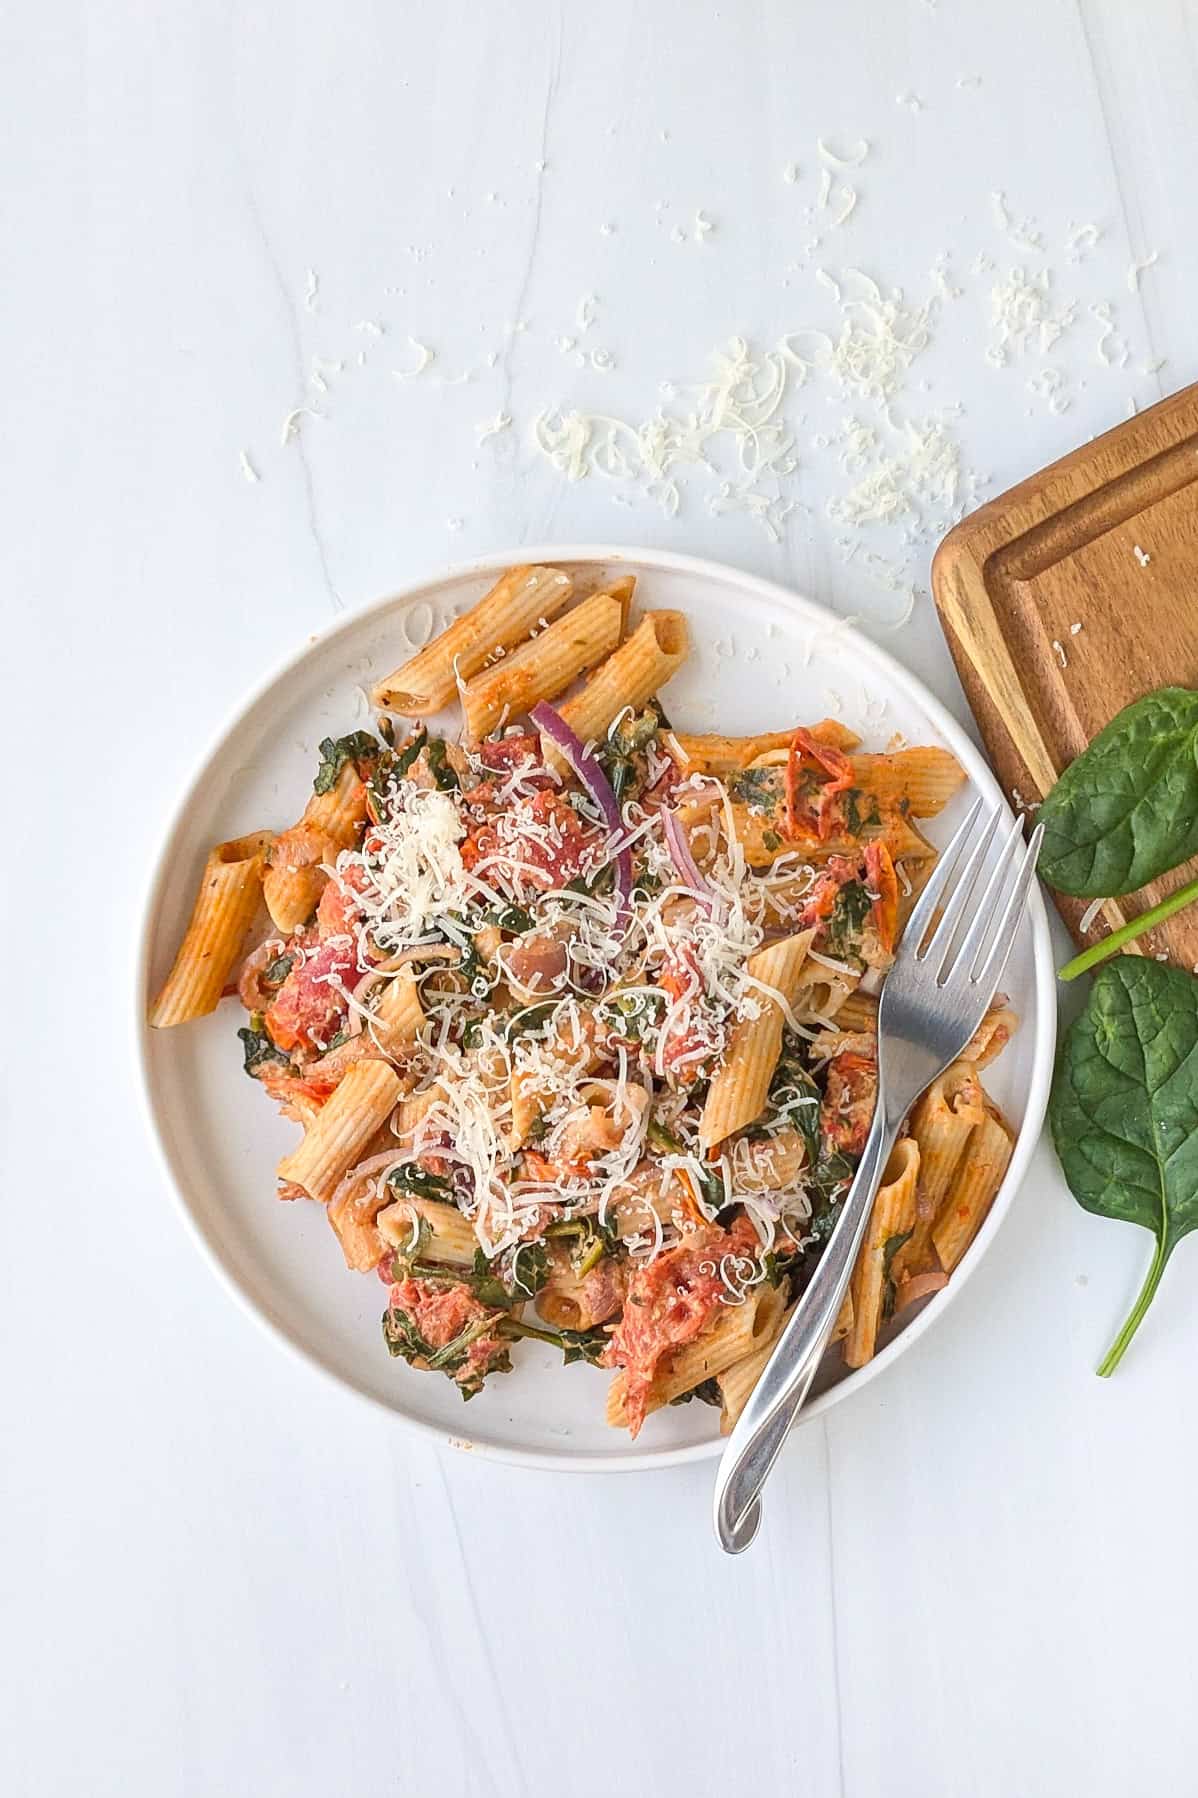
[150,564,1017,1436]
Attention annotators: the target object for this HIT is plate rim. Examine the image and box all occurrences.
[135,542,1057,1473]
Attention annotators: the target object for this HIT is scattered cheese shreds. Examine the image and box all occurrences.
[393,338,435,379]
[239,450,260,484]
[1127,251,1160,292]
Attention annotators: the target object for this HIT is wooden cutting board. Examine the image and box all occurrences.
[932,383,1198,969]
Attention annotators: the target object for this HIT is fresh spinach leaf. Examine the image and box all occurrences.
[1037,686,1198,897]
[313,730,379,795]
[263,952,294,988]
[1050,956,1198,1373]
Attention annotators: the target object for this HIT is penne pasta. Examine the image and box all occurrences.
[277,1061,402,1203]
[542,610,689,772]
[718,783,935,870]
[461,585,627,739]
[670,717,861,775]
[263,759,368,933]
[536,1243,626,1330]
[894,1061,984,1283]
[700,930,816,1148]
[829,988,878,1034]
[607,1280,786,1427]
[846,747,965,818]
[963,1004,1018,1069]
[844,1135,921,1369]
[932,1100,1015,1273]
[368,969,425,1057]
[371,564,575,714]
[377,1196,480,1267]
[150,831,275,1028]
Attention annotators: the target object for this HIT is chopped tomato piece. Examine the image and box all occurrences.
[796,855,860,930]
[386,1276,510,1395]
[819,1050,877,1157]
[461,789,603,895]
[864,842,899,957]
[604,1217,759,1436]
[264,938,355,1054]
[785,728,854,842]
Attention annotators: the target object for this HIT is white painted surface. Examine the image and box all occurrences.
[5,2,1198,1793]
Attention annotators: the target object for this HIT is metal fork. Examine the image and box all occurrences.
[713,800,1044,1554]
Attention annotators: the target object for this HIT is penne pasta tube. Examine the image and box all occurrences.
[700,930,816,1148]
[720,784,934,871]
[368,969,425,1057]
[607,1280,786,1427]
[716,1282,846,1434]
[894,1061,984,1283]
[963,1003,1018,1069]
[846,747,965,818]
[844,1135,921,1369]
[263,759,368,933]
[150,831,275,1028]
[377,1196,480,1267]
[932,1101,1015,1273]
[461,586,626,739]
[729,1126,808,1195]
[536,1243,626,1331]
[669,717,861,775]
[277,1061,402,1203]
[372,564,575,714]
[326,1138,396,1272]
[829,988,878,1034]
[542,610,689,773]
[717,1287,792,1433]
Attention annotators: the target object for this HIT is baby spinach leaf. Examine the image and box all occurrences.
[1037,686,1198,897]
[1049,956,1198,1373]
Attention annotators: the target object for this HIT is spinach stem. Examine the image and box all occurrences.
[1096,1236,1171,1377]
[1059,875,1198,981]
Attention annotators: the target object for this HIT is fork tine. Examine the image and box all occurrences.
[921,806,1001,973]
[972,823,1044,994]
[903,796,983,955]
[939,813,1026,986]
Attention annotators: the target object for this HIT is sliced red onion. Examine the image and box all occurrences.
[663,807,715,914]
[530,701,632,911]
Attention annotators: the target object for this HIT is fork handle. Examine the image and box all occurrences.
[713,1106,900,1553]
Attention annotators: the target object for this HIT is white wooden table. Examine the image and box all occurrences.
[6,3,1198,1793]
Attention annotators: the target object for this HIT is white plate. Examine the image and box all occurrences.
[137,546,1056,1471]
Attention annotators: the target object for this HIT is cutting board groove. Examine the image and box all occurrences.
[931,384,1198,969]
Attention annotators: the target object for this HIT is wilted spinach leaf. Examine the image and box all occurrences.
[1050,956,1198,1373]
[385,1162,453,1202]
[313,730,379,795]
[237,1017,290,1077]
[670,1377,722,1407]
[1037,687,1198,896]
